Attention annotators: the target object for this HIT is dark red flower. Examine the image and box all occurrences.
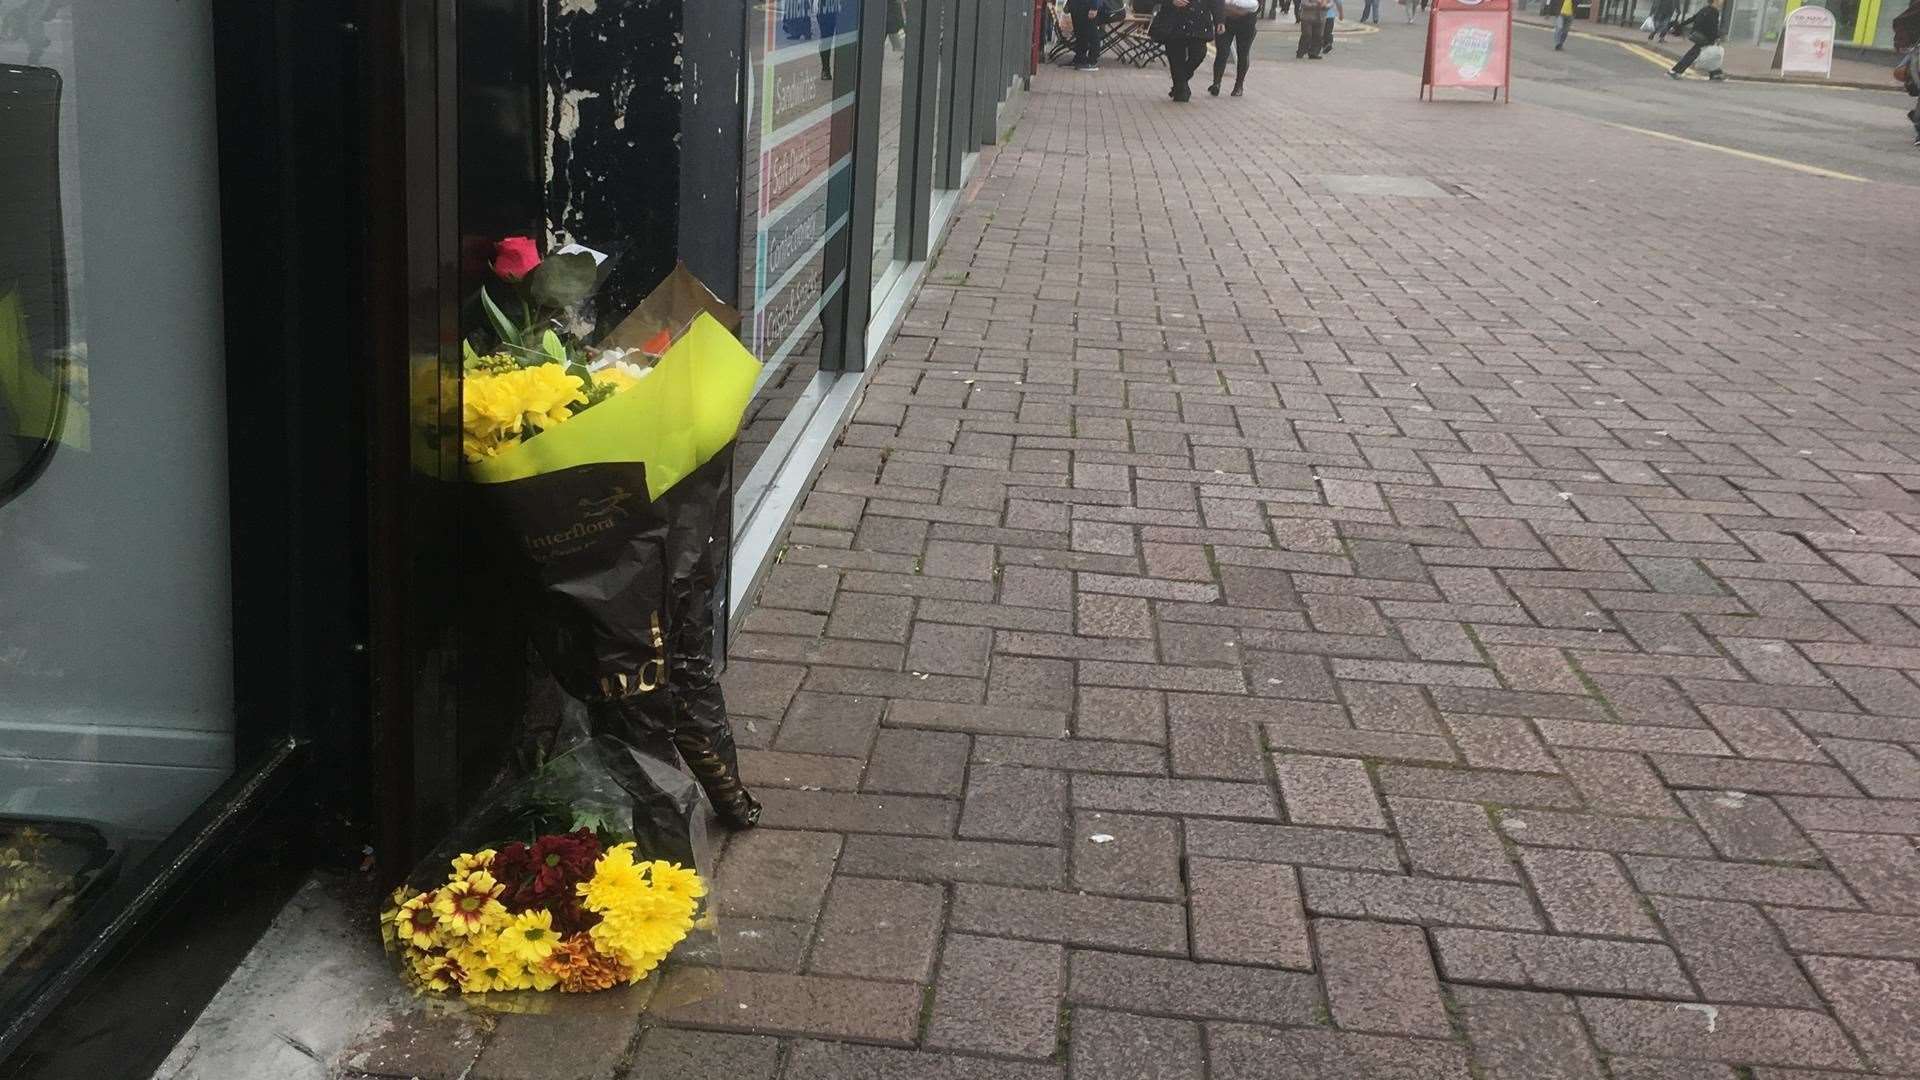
[491,842,537,911]
[550,896,602,936]
[523,828,602,903]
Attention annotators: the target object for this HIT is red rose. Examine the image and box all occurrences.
[491,236,542,282]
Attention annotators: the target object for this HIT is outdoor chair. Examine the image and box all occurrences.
[1107,12,1167,65]
[1049,1,1087,61]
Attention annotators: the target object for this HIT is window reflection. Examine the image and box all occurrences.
[736,0,861,477]
[0,0,236,999]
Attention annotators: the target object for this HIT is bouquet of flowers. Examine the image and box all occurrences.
[456,237,764,830]
[388,834,703,994]
[380,239,764,994]
[382,730,717,995]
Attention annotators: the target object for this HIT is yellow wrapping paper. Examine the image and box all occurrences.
[467,312,761,499]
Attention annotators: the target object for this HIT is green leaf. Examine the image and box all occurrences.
[479,285,520,348]
[540,329,568,364]
[462,339,481,370]
[525,252,600,309]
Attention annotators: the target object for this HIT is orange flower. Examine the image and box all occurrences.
[546,933,629,993]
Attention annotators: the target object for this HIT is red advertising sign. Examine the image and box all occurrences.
[1421,0,1513,100]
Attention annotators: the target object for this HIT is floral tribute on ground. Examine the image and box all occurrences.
[384,831,705,995]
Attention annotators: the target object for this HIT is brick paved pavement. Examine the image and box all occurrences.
[357,55,1920,1080]
[697,56,1920,1080]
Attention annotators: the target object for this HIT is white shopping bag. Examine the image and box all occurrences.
[1640,14,1657,30]
[1697,44,1725,72]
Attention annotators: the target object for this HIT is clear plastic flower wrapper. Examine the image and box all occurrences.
[381,717,722,995]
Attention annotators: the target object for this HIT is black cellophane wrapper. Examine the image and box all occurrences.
[477,452,760,829]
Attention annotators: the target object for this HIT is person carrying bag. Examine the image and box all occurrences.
[1668,0,1722,79]
[1895,0,1920,146]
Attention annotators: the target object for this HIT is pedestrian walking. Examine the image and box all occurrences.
[1150,0,1222,100]
[1895,0,1920,146]
[886,0,907,50]
[1211,0,1262,94]
[1296,0,1329,56]
[1646,0,1676,39]
[1322,0,1342,51]
[1067,0,1107,69]
[1552,0,1574,49]
[1668,0,1721,78]
[1403,0,1420,24]
[1361,0,1380,24]
[1899,48,1920,146]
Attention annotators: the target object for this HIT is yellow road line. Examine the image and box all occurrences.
[1606,36,1686,69]
[1601,120,1870,181]
[1514,18,1702,75]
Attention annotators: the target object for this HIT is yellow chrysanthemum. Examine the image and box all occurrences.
[576,843,647,912]
[393,889,443,950]
[433,871,507,937]
[498,909,560,966]
[449,849,497,879]
[587,908,691,981]
[522,962,561,992]
[590,362,651,397]
[380,887,412,950]
[412,951,464,993]
[646,860,707,902]
[461,363,585,462]
[447,931,528,994]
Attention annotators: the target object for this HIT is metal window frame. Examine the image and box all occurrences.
[729,0,1040,625]
[830,0,893,372]
[902,0,942,257]
[938,0,973,188]
[973,0,1006,144]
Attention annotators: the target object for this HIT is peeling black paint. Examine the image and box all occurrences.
[544,0,684,324]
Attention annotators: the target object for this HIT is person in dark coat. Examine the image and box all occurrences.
[1296,0,1329,56]
[1067,0,1108,69]
[886,0,907,50]
[1647,0,1677,39]
[1210,0,1262,94]
[1896,0,1920,146]
[1668,0,1721,77]
[1150,0,1222,101]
